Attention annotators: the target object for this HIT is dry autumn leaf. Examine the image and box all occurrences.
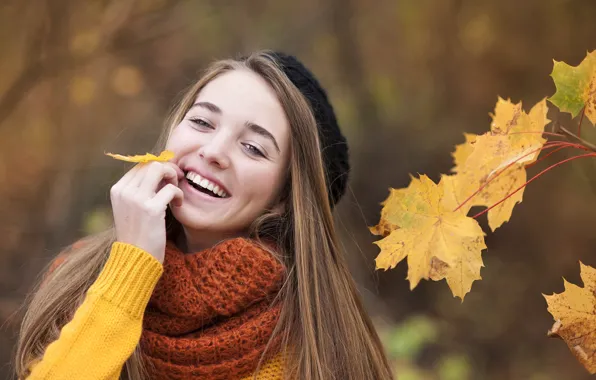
[370,175,486,300]
[549,50,596,125]
[368,187,404,237]
[451,133,477,170]
[544,262,596,374]
[450,98,550,231]
[104,150,174,163]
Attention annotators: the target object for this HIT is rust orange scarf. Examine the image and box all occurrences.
[140,238,286,379]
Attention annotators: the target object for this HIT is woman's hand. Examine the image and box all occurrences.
[110,161,184,263]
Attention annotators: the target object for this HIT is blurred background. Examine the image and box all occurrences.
[1,0,596,378]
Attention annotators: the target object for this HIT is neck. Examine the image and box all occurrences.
[175,227,247,253]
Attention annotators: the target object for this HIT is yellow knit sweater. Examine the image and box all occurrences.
[26,242,284,379]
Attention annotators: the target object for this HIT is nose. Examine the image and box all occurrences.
[197,132,231,169]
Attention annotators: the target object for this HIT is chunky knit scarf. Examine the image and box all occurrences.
[140,238,286,379]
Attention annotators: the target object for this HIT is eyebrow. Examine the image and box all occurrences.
[192,101,221,114]
[191,101,281,154]
[244,122,280,153]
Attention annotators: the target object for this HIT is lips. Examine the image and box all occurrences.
[182,178,230,202]
[184,172,227,198]
[180,165,231,196]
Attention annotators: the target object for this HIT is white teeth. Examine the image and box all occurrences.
[186,172,200,182]
[184,171,228,198]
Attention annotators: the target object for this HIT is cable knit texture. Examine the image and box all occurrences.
[29,238,287,380]
[141,238,287,379]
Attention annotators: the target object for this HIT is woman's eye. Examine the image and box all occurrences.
[189,118,212,129]
[243,143,265,158]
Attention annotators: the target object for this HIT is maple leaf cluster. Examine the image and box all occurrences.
[371,50,596,299]
[371,97,550,301]
[371,50,596,373]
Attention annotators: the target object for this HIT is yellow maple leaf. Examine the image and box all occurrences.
[451,133,478,172]
[435,175,487,299]
[369,187,406,237]
[489,97,549,163]
[451,98,550,231]
[544,262,596,374]
[475,165,526,231]
[104,150,175,163]
[371,175,486,300]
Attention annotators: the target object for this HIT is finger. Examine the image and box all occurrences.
[156,162,184,189]
[156,175,179,195]
[148,183,184,210]
[115,163,143,188]
[127,161,151,188]
[166,162,185,183]
[138,163,178,197]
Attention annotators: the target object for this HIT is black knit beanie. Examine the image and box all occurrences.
[267,52,350,208]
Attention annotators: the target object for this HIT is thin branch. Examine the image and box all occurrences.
[525,144,584,168]
[0,0,52,129]
[558,124,596,152]
[472,153,596,219]
[0,0,183,129]
[453,141,580,212]
[0,64,45,127]
[578,106,586,137]
[506,131,566,138]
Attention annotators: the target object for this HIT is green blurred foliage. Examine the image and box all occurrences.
[383,315,438,360]
[378,315,471,379]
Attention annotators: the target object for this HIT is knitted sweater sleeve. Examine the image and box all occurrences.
[27,242,163,380]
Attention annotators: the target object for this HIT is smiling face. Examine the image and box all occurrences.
[165,69,291,250]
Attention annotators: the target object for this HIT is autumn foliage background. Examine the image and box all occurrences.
[1,1,596,379]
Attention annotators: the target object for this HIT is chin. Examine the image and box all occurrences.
[172,204,249,233]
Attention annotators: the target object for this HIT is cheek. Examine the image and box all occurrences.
[240,167,285,204]
[166,125,195,151]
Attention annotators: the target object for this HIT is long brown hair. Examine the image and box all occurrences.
[15,50,394,380]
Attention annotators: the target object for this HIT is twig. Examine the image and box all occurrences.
[472,153,596,219]
[506,131,565,138]
[558,124,596,152]
[453,141,581,213]
[578,106,586,137]
[0,0,183,129]
[525,145,583,168]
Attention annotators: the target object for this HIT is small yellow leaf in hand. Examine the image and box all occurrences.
[544,262,596,374]
[371,175,486,300]
[104,150,175,163]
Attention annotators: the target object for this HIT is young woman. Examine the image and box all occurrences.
[15,50,394,380]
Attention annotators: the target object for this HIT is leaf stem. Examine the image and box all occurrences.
[578,106,586,137]
[526,142,590,168]
[472,153,596,219]
[506,131,565,138]
[453,141,577,213]
[558,124,596,152]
